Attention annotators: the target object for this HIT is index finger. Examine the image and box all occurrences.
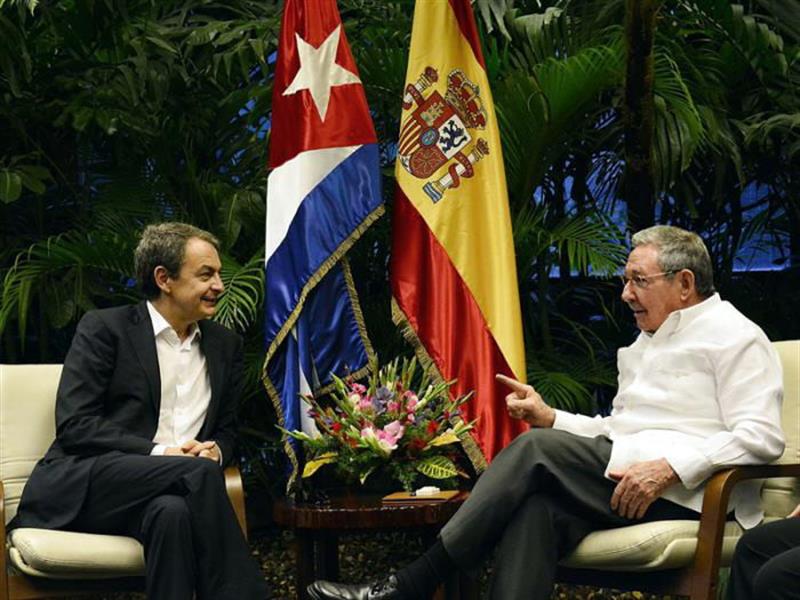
[495,373,529,396]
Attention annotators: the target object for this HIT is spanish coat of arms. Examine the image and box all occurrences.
[398,67,490,202]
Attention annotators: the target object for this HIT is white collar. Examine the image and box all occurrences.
[648,293,721,338]
[146,301,201,343]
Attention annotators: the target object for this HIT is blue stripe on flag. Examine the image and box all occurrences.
[267,262,369,448]
[264,143,381,349]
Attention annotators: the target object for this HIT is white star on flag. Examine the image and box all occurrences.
[282,25,361,121]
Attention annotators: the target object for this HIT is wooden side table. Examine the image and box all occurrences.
[273,491,478,600]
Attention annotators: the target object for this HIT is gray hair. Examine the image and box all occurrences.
[134,222,220,299]
[631,225,715,298]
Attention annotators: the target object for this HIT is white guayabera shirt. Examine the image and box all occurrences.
[554,293,784,528]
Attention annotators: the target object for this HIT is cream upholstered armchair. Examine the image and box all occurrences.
[0,364,248,599]
[556,340,800,600]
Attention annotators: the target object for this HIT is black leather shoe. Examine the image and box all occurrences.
[306,575,402,600]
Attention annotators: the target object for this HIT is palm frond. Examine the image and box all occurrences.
[214,252,264,333]
[0,230,135,339]
[512,202,626,280]
[652,52,705,191]
[744,112,800,158]
[549,212,627,276]
[496,41,624,202]
[527,352,616,414]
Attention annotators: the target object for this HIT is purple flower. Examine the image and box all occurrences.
[375,386,395,405]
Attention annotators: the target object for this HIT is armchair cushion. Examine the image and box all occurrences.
[560,519,751,572]
[8,528,144,579]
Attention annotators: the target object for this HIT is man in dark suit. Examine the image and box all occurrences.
[12,222,269,599]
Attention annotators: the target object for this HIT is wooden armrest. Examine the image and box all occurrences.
[690,462,800,597]
[223,466,248,541]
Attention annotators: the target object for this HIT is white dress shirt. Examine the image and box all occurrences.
[553,294,784,528]
[146,302,216,459]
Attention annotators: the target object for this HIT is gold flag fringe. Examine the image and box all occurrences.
[263,375,301,493]
[310,257,376,398]
[262,204,385,495]
[391,297,488,474]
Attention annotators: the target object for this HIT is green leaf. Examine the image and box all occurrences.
[425,431,461,449]
[302,452,338,478]
[0,170,22,203]
[359,465,377,484]
[415,456,458,479]
[186,26,220,46]
[71,107,93,132]
[146,35,178,55]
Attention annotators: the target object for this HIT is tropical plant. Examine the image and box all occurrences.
[0,0,281,362]
[476,0,800,412]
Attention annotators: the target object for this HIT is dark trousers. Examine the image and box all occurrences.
[728,517,800,600]
[440,429,699,600]
[69,453,269,600]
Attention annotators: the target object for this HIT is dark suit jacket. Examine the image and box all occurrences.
[13,301,244,530]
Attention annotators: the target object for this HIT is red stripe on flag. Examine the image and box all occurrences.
[391,189,528,462]
[447,0,486,69]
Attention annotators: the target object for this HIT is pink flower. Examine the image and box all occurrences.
[383,420,405,442]
[351,383,367,394]
[387,400,400,413]
[361,425,395,454]
[358,397,373,411]
[405,393,419,411]
[375,421,404,450]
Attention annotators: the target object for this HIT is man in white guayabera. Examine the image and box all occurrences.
[308,225,784,600]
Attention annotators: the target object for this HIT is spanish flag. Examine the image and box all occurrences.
[391,0,527,467]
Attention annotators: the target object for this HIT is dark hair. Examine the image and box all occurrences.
[134,223,220,299]
[632,225,716,297]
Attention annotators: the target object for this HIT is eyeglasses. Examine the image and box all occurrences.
[619,271,676,289]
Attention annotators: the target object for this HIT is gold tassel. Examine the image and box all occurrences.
[391,298,488,473]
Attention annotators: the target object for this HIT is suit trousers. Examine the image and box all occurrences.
[727,517,800,600]
[440,428,699,600]
[69,453,268,600]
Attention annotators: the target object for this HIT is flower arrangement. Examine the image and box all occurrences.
[280,357,475,492]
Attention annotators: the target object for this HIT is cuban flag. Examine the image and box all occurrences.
[264,0,383,490]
